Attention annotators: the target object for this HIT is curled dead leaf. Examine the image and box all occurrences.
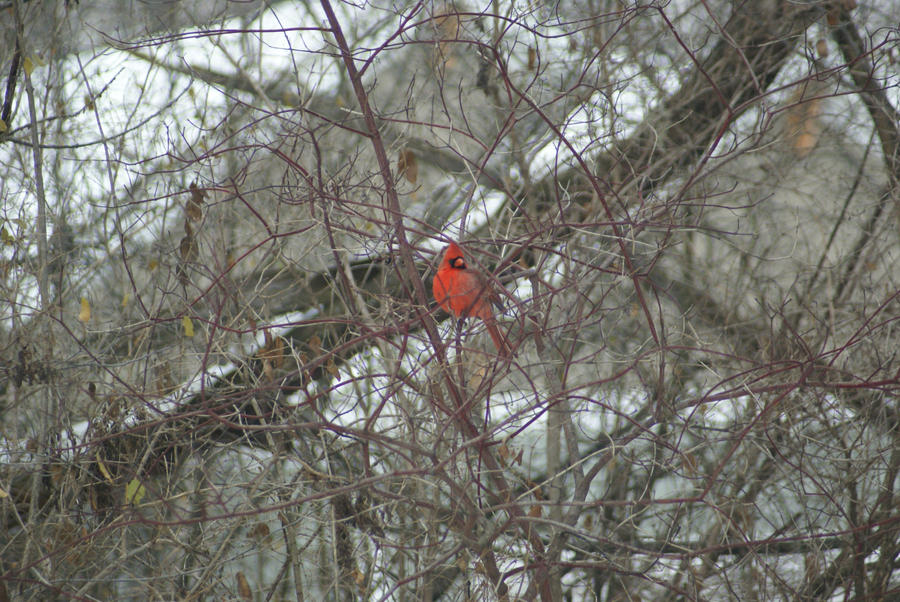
[397,149,418,184]
[186,182,206,221]
[236,572,252,601]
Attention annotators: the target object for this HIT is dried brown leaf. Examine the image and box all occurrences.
[186,182,206,221]
[397,149,418,184]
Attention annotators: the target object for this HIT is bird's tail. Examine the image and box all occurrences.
[485,319,511,357]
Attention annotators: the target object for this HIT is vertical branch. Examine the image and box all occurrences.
[317,1,422,305]
[14,0,53,575]
[280,510,306,602]
[317,3,468,446]
[545,388,564,600]
[830,11,900,303]
[1,35,20,129]
[832,10,900,180]
[15,0,49,309]
[319,6,554,598]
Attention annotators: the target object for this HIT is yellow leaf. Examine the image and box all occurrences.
[121,292,130,307]
[0,484,8,498]
[125,478,146,505]
[0,226,15,245]
[0,118,7,133]
[23,57,34,77]
[182,315,194,337]
[96,457,113,483]
[78,297,91,322]
[148,259,158,271]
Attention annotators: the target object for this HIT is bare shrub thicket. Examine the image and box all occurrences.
[1,0,899,599]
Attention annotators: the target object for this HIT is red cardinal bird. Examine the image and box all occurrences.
[432,241,511,356]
